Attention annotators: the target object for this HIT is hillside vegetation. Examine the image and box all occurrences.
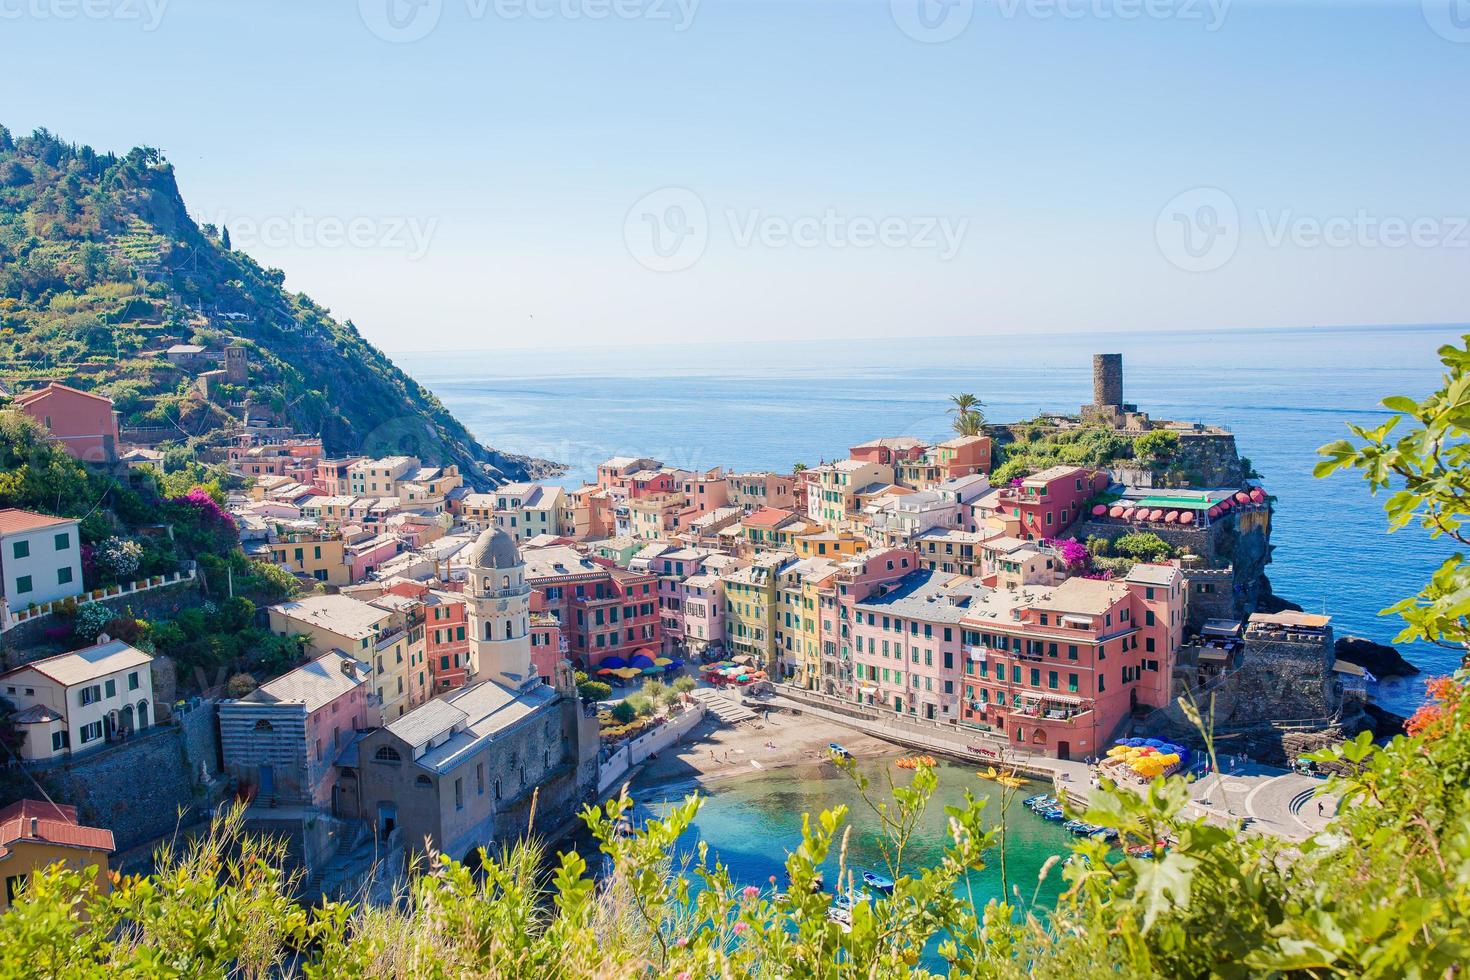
[0,126,550,488]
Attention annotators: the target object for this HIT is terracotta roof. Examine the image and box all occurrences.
[0,508,77,536]
[13,382,114,407]
[742,507,800,529]
[0,800,114,857]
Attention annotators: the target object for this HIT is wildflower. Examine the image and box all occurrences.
[733,921,749,935]
[743,885,759,900]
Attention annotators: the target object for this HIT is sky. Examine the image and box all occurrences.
[3,0,1468,353]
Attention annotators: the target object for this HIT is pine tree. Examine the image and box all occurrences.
[221,225,231,250]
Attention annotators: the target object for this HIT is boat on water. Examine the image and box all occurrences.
[1089,827,1119,842]
[861,871,895,894]
[1024,794,1055,809]
[978,766,1027,788]
[1126,842,1169,859]
[1039,808,1066,821]
[1064,820,1093,834]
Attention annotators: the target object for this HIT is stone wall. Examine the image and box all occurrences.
[39,700,222,852]
[0,578,205,668]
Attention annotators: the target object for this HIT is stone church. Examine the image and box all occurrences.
[344,527,599,865]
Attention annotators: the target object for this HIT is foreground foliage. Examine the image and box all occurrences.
[0,679,1465,978]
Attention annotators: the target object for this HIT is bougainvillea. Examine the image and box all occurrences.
[1405,675,1462,741]
[165,485,238,556]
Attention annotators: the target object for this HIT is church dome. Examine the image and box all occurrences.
[467,527,521,570]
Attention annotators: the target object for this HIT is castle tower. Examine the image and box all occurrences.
[224,344,248,384]
[464,527,535,690]
[1092,353,1123,409]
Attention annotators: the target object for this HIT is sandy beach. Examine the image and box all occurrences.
[628,702,895,795]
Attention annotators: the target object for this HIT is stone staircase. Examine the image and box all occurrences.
[690,688,757,724]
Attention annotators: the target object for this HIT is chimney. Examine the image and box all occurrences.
[341,657,357,679]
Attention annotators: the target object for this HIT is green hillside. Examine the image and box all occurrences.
[0,125,554,488]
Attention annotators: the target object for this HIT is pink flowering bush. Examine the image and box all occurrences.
[164,485,238,556]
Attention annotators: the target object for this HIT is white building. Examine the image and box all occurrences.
[0,509,84,609]
[0,639,154,762]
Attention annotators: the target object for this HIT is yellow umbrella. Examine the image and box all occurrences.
[654,657,673,666]
[613,667,641,679]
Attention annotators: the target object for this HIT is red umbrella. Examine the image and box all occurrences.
[1148,509,1165,521]
[1250,488,1266,503]
[1108,505,1124,518]
[1164,511,1179,524]
[1179,511,1195,525]
[1234,491,1250,504]
[1120,508,1136,520]
[1092,504,1107,516]
[1207,505,1220,518]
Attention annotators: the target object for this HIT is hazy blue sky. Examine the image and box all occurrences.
[4,0,1467,351]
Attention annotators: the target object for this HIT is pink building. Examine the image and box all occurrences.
[218,650,369,807]
[824,548,919,697]
[848,436,928,467]
[529,591,566,683]
[13,383,119,463]
[344,529,400,582]
[989,465,1110,541]
[850,569,989,722]
[726,472,799,513]
[677,468,730,524]
[958,566,1183,760]
[680,572,725,656]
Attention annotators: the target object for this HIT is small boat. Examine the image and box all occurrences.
[828,742,850,758]
[861,871,895,894]
[827,905,853,931]
[1064,820,1092,834]
[1024,794,1053,808]
[1039,808,1067,821]
[978,766,999,780]
[1089,827,1119,842]
[831,888,870,913]
[1126,842,1168,859]
[996,773,1027,789]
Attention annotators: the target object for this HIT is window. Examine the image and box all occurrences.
[104,679,116,698]
[57,567,73,585]
[12,540,29,560]
[415,775,432,788]
[79,721,103,744]
[477,762,485,795]
[51,730,69,751]
[374,746,402,763]
[78,685,101,706]
[454,778,464,810]
[15,575,32,595]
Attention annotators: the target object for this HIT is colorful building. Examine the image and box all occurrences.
[848,436,928,467]
[807,460,895,527]
[721,551,795,670]
[775,557,840,688]
[958,568,1183,760]
[726,472,798,513]
[0,639,155,761]
[0,509,83,610]
[13,383,120,463]
[987,465,1110,541]
[0,800,114,910]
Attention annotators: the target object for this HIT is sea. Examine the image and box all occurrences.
[395,323,1466,715]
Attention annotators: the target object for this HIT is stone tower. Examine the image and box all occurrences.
[1092,353,1123,409]
[464,527,535,690]
[224,344,248,384]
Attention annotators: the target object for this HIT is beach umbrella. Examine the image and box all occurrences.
[596,668,617,676]
[1250,488,1266,503]
[641,666,663,675]
[1148,509,1165,521]
[1092,504,1107,516]
[669,658,685,668]
[614,667,641,679]
[601,656,629,669]
[1108,505,1124,518]
[630,654,656,669]
[1179,511,1195,525]
[653,657,673,666]
[1163,510,1179,524]
[1234,491,1250,504]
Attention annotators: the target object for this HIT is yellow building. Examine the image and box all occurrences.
[720,552,793,670]
[793,528,866,560]
[267,595,409,723]
[0,800,113,910]
[774,557,840,688]
[806,460,894,527]
[266,529,350,586]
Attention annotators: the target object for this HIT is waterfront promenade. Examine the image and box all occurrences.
[752,685,1336,842]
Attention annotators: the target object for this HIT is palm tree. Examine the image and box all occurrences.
[948,393,986,436]
[793,462,807,474]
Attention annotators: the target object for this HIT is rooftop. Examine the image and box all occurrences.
[0,800,114,858]
[855,569,991,624]
[391,680,561,773]
[0,508,77,537]
[1124,563,1182,587]
[1028,577,1130,616]
[1,639,152,688]
[241,650,368,713]
[270,594,389,639]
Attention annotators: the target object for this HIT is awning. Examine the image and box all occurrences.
[859,686,878,696]
[1022,691,1086,706]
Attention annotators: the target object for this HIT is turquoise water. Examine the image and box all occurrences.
[396,323,1464,711]
[632,757,1072,904]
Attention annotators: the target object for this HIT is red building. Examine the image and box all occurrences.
[13,383,120,463]
[958,564,1183,760]
[848,436,929,467]
[386,582,470,695]
[523,545,662,668]
[529,592,566,684]
[991,465,1110,541]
